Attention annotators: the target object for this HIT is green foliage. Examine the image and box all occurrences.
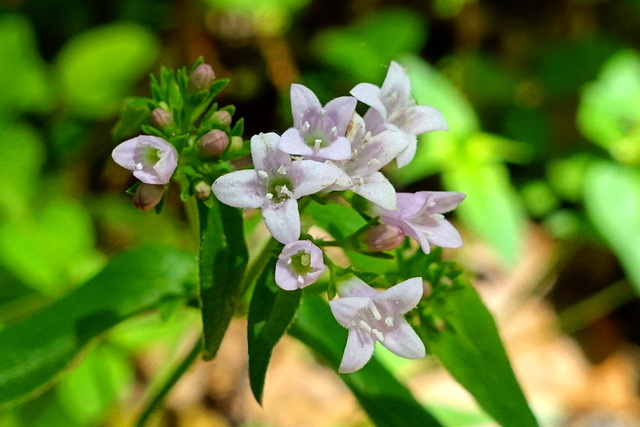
[290,295,445,427]
[584,161,640,292]
[420,277,538,427]
[248,257,301,403]
[0,246,197,407]
[55,23,160,119]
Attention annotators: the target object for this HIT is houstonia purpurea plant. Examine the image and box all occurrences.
[110,59,536,425]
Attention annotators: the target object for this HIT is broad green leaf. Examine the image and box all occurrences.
[583,161,640,291]
[0,14,51,115]
[443,157,525,266]
[0,246,197,407]
[248,257,301,403]
[197,199,248,360]
[577,50,640,165]
[313,9,427,83]
[55,23,160,119]
[289,296,444,427]
[421,278,538,427]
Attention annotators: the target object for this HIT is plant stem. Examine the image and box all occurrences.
[135,339,203,427]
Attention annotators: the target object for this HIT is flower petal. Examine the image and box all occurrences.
[212,170,263,209]
[335,275,377,298]
[111,137,140,171]
[420,219,464,249]
[262,198,300,244]
[381,319,425,359]
[426,191,466,213]
[291,84,322,128]
[250,132,288,171]
[375,277,423,313]
[278,128,314,157]
[339,328,376,373]
[380,61,412,108]
[394,133,418,168]
[403,105,448,135]
[350,82,386,117]
[289,160,343,197]
[330,296,372,327]
[316,136,352,160]
[352,172,397,211]
[324,96,358,135]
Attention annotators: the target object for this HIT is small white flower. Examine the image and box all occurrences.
[275,240,326,290]
[111,135,178,185]
[330,276,425,373]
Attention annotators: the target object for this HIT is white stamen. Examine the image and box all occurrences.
[297,275,304,284]
[427,201,436,208]
[424,230,434,236]
[303,121,311,131]
[358,320,372,333]
[431,213,444,220]
[369,303,382,321]
[135,162,144,170]
[265,193,274,200]
[276,165,287,175]
[385,316,394,327]
[330,126,338,136]
[258,170,269,179]
[277,185,294,198]
[367,159,380,166]
[287,258,292,265]
[372,328,385,342]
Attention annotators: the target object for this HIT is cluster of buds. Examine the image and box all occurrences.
[111,60,465,373]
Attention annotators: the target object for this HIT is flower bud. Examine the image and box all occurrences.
[212,110,232,126]
[194,181,212,200]
[199,129,229,157]
[151,108,174,128]
[188,64,216,92]
[230,135,243,151]
[133,183,166,211]
[360,224,404,252]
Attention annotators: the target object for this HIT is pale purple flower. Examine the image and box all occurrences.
[328,113,408,210]
[278,84,356,161]
[275,240,326,290]
[112,135,178,185]
[350,61,448,168]
[330,276,425,373]
[372,191,465,254]
[212,132,343,244]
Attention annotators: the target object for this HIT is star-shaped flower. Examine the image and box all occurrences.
[372,191,466,254]
[111,135,178,185]
[330,276,425,373]
[212,132,343,244]
[350,61,448,168]
[275,240,326,290]
[278,84,356,161]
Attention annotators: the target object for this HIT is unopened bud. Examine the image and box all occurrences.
[188,64,216,92]
[199,129,229,157]
[151,108,174,128]
[212,110,232,126]
[360,224,404,252]
[133,183,166,211]
[194,181,212,200]
[230,136,244,151]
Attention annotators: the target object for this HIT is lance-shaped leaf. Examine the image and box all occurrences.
[420,278,538,427]
[248,256,302,403]
[289,295,444,427]
[0,246,197,407]
[197,198,248,360]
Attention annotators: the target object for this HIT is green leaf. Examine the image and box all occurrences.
[247,257,301,403]
[112,97,152,141]
[289,296,444,427]
[197,198,248,360]
[313,9,427,83]
[420,278,538,427]
[442,157,525,266]
[55,22,160,119]
[0,246,197,407]
[583,161,640,291]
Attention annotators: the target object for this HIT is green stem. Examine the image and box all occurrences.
[135,339,203,427]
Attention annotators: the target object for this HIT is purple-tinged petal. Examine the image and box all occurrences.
[330,296,372,326]
[350,83,386,117]
[362,108,388,135]
[352,172,397,211]
[351,130,410,175]
[212,170,263,209]
[394,133,418,168]
[250,132,289,171]
[316,136,352,160]
[418,219,463,249]
[339,328,376,373]
[403,105,448,135]
[374,277,423,314]
[111,138,140,171]
[262,198,300,244]
[380,61,412,108]
[291,84,322,128]
[112,135,178,185]
[278,128,314,157]
[289,160,343,197]
[150,147,178,184]
[380,320,425,359]
[394,192,430,218]
[335,275,378,298]
[324,96,358,135]
[275,240,326,291]
[426,191,466,213]
[403,222,433,254]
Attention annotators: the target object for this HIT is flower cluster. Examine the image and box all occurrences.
[111,60,466,373]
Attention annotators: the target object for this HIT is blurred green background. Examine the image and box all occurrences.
[1,0,640,425]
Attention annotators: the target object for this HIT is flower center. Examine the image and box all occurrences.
[263,175,294,203]
[288,250,314,276]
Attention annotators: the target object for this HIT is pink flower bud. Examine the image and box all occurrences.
[151,108,174,128]
[194,181,212,200]
[133,184,165,211]
[199,129,229,157]
[188,64,216,92]
[360,224,404,252]
[212,110,232,126]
